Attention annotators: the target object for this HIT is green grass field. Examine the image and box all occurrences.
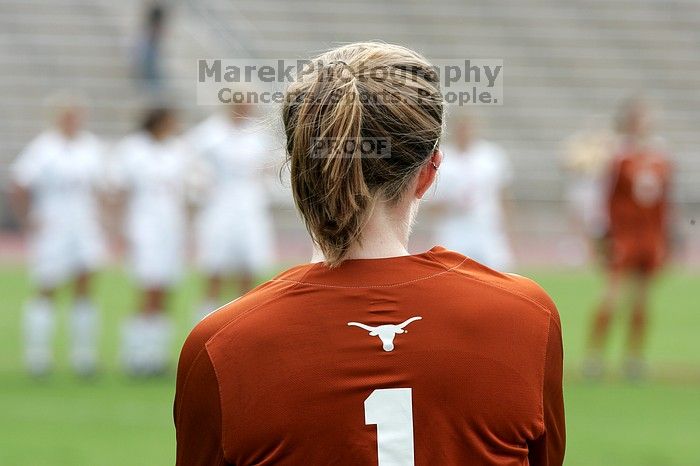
[0,264,698,465]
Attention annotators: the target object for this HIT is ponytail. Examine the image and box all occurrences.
[283,43,443,267]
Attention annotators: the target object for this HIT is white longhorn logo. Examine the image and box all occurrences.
[347,317,422,352]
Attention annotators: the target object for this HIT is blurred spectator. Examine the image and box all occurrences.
[132,4,167,95]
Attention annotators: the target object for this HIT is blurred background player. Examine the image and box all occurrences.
[187,102,275,321]
[561,120,615,265]
[110,107,189,376]
[584,98,673,380]
[433,115,514,271]
[10,92,106,377]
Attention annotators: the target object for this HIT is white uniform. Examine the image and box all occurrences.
[435,140,514,271]
[11,130,106,287]
[111,132,189,288]
[187,114,274,275]
[563,130,614,239]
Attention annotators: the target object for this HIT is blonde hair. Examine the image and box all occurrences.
[282,42,443,267]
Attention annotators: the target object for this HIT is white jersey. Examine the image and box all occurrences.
[563,130,615,237]
[12,130,105,232]
[435,139,514,270]
[187,114,275,274]
[11,130,106,285]
[187,114,271,213]
[111,132,190,286]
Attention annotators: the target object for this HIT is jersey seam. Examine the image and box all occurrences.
[268,256,468,289]
[202,346,229,463]
[206,269,312,344]
[429,253,556,320]
[442,268,553,435]
[203,269,314,461]
[537,313,553,435]
[426,249,463,271]
[448,268,556,319]
[176,348,227,462]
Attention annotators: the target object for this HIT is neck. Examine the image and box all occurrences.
[58,128,78,140]
[150,130,168,142]
[625,134,650,150]
[311,200,415,263]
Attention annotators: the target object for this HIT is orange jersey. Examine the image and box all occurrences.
[606,148,671,272]
[174,247,565,465]
[608,148,671,241]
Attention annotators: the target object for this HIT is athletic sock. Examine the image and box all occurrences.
[143,313,174,374]
[23,298,56,376]
[121,313,174,376]
[120,314,150,376]
[70,298,99,376]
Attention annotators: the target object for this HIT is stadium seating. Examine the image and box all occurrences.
[1,0,698,260]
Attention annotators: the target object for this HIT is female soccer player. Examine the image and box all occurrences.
[175,43,565,465]
[584,99,672,380]
[111,108,188,376]
[11,93,105,377]
[187,102,275,321]
[434,115,514,271]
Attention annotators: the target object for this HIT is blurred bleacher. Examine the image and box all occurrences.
[1,0,698,264]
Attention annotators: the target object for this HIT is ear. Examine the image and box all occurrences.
[414,150,443,199]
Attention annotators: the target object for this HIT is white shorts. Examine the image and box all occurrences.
[30,225,105,288]
[566,181,607,237]
[128,221,184,288]
[196,207,274,275]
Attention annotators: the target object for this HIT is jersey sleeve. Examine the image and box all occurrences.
[605,155,624,213]
[185,116,224,158]
[527,303,566,466]
[11,137,45,188]
[492,143,514,189]
[174,323,227,466]
[106,139,135,192]
[88,136,110,191]
[660,156,673,234]
[433,155,461,203]
[507,275,565,465]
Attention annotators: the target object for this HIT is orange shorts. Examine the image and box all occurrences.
[608,236,665,275]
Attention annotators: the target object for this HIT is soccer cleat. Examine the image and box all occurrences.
[581,356,605,380]
[622,357,648,382]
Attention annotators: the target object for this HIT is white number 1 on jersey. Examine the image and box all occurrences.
[364,388,415,466]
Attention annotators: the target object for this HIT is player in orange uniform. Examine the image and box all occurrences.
[175,43,565,465]
[584,99,672,380]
